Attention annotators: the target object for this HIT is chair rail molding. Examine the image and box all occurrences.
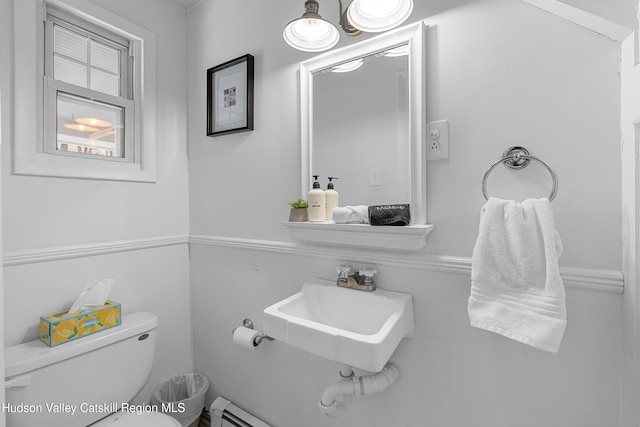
[189,234,624,294]
[6,234,622,294]
[3,235,189,266]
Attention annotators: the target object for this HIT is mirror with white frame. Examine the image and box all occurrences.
[300,22,427,225]
[287,22,431,251]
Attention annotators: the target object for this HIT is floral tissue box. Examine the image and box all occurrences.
[39,301,121,347]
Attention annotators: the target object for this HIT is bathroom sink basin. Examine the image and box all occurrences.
[263,278,414,372]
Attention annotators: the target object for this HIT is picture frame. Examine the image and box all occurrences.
[207,54,254,137]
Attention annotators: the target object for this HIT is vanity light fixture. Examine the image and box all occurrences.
[63,123,100,132]
[90,127,116,141]
[331,58,364,73]
[283,0,340,52]
[377,44,410,57]
[284,0,413,52]
[74,117,113,128]
[347,0,413,33]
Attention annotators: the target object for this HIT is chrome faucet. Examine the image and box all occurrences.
[336,264,357,288]
[357,267,377,291]
[335,264,377,291]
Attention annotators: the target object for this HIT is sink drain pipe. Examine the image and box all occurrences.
[319,363,400,417]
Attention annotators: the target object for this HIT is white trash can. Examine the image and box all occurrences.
[151,373,210,426]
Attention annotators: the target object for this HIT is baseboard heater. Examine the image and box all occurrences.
[210,397,271,427]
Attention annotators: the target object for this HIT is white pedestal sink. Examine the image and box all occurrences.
[263,278,414,372]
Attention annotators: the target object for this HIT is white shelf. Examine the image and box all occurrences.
[283,221,434,251]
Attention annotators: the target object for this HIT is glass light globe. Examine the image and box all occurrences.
[283,0,340,52]
[347,0,413,33]
[283,18,340,52]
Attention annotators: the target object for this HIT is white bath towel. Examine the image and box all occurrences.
[332,205,370,224]
[468,197,566,353]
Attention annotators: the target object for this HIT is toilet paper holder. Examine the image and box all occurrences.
[238,318,273,346]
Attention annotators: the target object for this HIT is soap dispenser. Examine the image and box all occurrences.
[308,175,326,222]
[325,177,339,220]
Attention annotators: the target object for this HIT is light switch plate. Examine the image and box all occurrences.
[369,167,382,187]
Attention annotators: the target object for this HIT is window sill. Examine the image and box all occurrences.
[283,221,434,251]
[14,152,156,183]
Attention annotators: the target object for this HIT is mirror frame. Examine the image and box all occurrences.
[300,21,427,225]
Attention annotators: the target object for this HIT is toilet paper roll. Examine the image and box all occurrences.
[232,326,261,350]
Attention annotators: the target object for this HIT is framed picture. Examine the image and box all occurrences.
[207,54,254,137]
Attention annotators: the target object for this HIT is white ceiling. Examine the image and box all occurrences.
[169,0,637,32]
[171,0,201,10]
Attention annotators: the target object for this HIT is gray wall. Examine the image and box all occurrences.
[187,0,624,425]
[2,0,193,404]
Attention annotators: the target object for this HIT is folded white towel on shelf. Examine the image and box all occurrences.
[332,205,370,224]
[468,197,566,353]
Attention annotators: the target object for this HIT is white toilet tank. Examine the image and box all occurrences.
[5,312,159,427]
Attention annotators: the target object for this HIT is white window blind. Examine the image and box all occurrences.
[52,24,122,97]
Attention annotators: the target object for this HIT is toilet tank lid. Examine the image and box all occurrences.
[5,312,158,378]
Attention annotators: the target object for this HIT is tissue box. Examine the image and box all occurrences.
[39,300,121,347]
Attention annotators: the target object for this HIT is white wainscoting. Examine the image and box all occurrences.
[3,234,623,294]
[190,235,623,294]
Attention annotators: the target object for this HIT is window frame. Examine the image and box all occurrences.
[12,0,156,182]
[44,9,135,163]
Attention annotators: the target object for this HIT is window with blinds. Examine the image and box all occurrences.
[53,25,122,96]
[44,8,134,162]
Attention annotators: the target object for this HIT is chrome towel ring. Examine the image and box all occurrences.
[482,146,558,202]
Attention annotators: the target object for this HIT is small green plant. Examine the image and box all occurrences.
[288,198,308,209]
